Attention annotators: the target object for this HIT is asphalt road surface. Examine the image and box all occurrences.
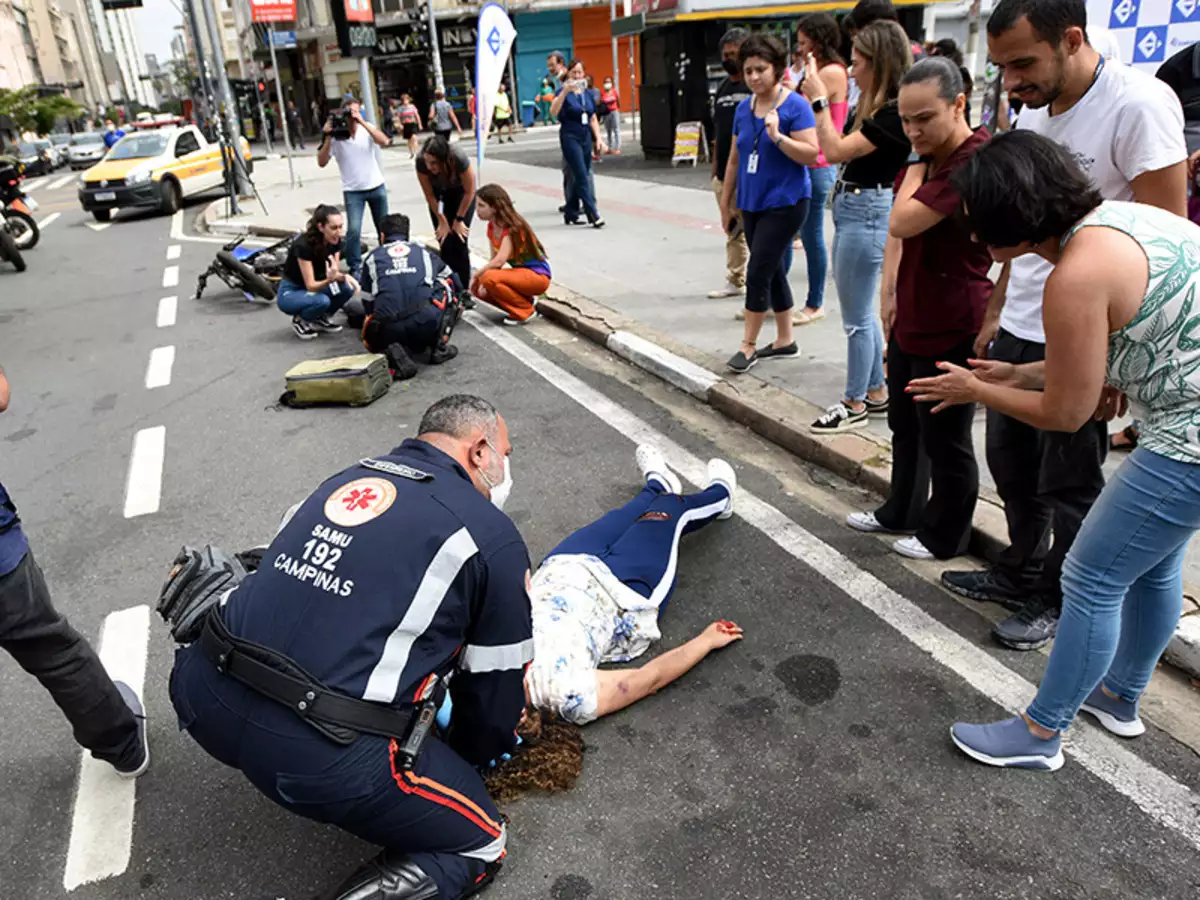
[1,179,1199,900]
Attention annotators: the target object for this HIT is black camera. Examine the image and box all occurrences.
[329,109,352,141]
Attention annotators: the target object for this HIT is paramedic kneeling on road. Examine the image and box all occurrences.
[360,213,463,378]
[169,395,532,900]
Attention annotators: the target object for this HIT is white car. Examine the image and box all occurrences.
[68,132,107,170]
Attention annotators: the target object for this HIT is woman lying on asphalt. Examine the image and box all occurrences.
[907,131,1200,771]
[276,204,359,341]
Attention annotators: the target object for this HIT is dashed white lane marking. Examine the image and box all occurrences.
[156,296,177,328]
[468,313,1200,854]
[48,174,73,190]
[22,177,45,192]
[38,212,60,228]
[123,426,165,518]
[162,265,179,288]
[144,346,175,389]
[62,604,150,891]
[86,221,111,232]
[166,244,181,260]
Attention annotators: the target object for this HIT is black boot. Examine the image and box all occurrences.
[315,850,439,900]
[385,343,418,380]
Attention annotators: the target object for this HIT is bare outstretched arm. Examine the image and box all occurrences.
[593,620,743,719]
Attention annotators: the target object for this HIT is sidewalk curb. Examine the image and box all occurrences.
[535,289,1200,682]
[200,197,295,239]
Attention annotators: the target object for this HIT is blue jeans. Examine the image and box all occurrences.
[547,483,730,608]
[832,188,890,402]
[343,183,388,278]
[560,132,598,222]
[276,279,346,321]
[1027,448,1200,732]
[789,165,836,309]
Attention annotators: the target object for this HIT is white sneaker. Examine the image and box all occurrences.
[846,512,917,535]
[635,444,682,494]
[706,458,737,519]
[708,281,745,299]
[893,536,935,560]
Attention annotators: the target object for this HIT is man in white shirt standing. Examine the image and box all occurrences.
[940,0,1187,651]
[317,93,391,279]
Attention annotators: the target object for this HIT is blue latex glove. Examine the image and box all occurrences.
[435,693,453,731]
[483,735,523,771]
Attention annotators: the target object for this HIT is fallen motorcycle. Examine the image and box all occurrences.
[194,234,291,303]
[0,219,27,272]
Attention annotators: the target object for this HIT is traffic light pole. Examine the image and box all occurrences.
[198,0,254,197]
[268,24,296,188]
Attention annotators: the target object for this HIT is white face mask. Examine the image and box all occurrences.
[480,440,513,511]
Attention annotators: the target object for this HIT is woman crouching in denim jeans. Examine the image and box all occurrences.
[276,204,359,341]
[801,20,913,433]
[910,131,1200,772]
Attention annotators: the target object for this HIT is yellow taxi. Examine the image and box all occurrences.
[77,124,254,222]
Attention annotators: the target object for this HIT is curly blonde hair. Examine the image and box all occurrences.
[483,709,585,804]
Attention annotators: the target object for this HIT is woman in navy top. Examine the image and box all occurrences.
[550,58,609,228]
[719,33,819,374]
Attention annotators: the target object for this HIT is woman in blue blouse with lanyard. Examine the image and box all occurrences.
[719,34,820,373]
[550,58,609,228]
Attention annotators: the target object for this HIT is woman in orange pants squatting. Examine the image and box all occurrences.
[470,184,551,325]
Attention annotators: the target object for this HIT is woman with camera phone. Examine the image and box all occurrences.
[549,59,607,227]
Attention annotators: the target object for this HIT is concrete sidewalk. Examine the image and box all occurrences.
[202,150,1200,676]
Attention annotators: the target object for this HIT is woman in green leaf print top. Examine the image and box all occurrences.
[907,130,1200,772]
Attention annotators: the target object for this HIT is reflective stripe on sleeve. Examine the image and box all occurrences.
[459,638,534,673]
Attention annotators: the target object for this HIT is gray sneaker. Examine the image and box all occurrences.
[993,600,1060,651]
[111,680,150,779]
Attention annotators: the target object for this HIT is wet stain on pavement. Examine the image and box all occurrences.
[774,654,841,707]
[92,393,117,412]
[4,427,35,443]
[551,874,594,900]
[747,658,765,673]
[614,723,638,745]
[848,723,873,738]
[731,683,748,696]
[722,695,779,723]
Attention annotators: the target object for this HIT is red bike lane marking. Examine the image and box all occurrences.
[503,179,717,233]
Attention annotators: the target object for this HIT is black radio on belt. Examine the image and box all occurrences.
[395,674,442,771]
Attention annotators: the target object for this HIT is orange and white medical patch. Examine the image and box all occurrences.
[324,477,397,527]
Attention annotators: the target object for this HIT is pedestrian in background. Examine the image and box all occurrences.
[493,83,515,143]
[940,0,1186,652]
[286,100,306,150]
[708,28,752,299]
[803,20,912,432]
[788,13,849,326]
[550,59,608,228]
[466,86,476,132]
[720,33,819,374]
[316,94,390,280]
[600,76,622,154]
[538,78,557,124]
[847,57,992,561]
[396,94,422,158]
[547,51,596,215]
[429,89,461,141]
[471,184,552,325]
[416,134,478,289]
[0,365,149,780]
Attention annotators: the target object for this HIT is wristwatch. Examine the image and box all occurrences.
[811,97,829,114]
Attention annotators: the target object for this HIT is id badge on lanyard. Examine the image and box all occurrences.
[582,111,589,125]
[747,152,759,175]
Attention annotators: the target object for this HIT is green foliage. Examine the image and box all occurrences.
[0,87,84,134]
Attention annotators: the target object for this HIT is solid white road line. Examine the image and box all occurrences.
[123,426,165,518]
[156,295,177,328]
[38,212,60,228]
[169,208,256,245]
[162,265,179,288]
[166,244,181,260]
[62,604,150,891]
[48,174,73,190]
[144,346,175,389]
[468,313,1200,854]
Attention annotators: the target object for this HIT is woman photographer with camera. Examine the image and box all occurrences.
[276,204,359,341]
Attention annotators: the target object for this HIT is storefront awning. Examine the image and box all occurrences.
[669,0,963,22]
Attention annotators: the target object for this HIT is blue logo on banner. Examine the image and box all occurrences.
[1110,0,1140,28]
[270,30,297,49]
[1135,25,1168,61]
[1171,0,1199,23]
[487,26,502,55]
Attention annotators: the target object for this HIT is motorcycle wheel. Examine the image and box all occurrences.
[0,227,27,272]
[216,250,276,301]
[3,210,39,250]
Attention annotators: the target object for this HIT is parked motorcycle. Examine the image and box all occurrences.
[0,160,38,250]
[195,234,291,302]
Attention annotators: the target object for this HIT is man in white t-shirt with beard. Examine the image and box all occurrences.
[939,0,1186,652]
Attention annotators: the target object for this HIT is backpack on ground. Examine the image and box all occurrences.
[281,353,391,407]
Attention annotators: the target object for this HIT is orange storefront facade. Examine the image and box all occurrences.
[570,6,641,108]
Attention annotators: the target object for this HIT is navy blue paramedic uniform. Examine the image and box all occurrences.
[169,440,533,898]
[361,239,456,354]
